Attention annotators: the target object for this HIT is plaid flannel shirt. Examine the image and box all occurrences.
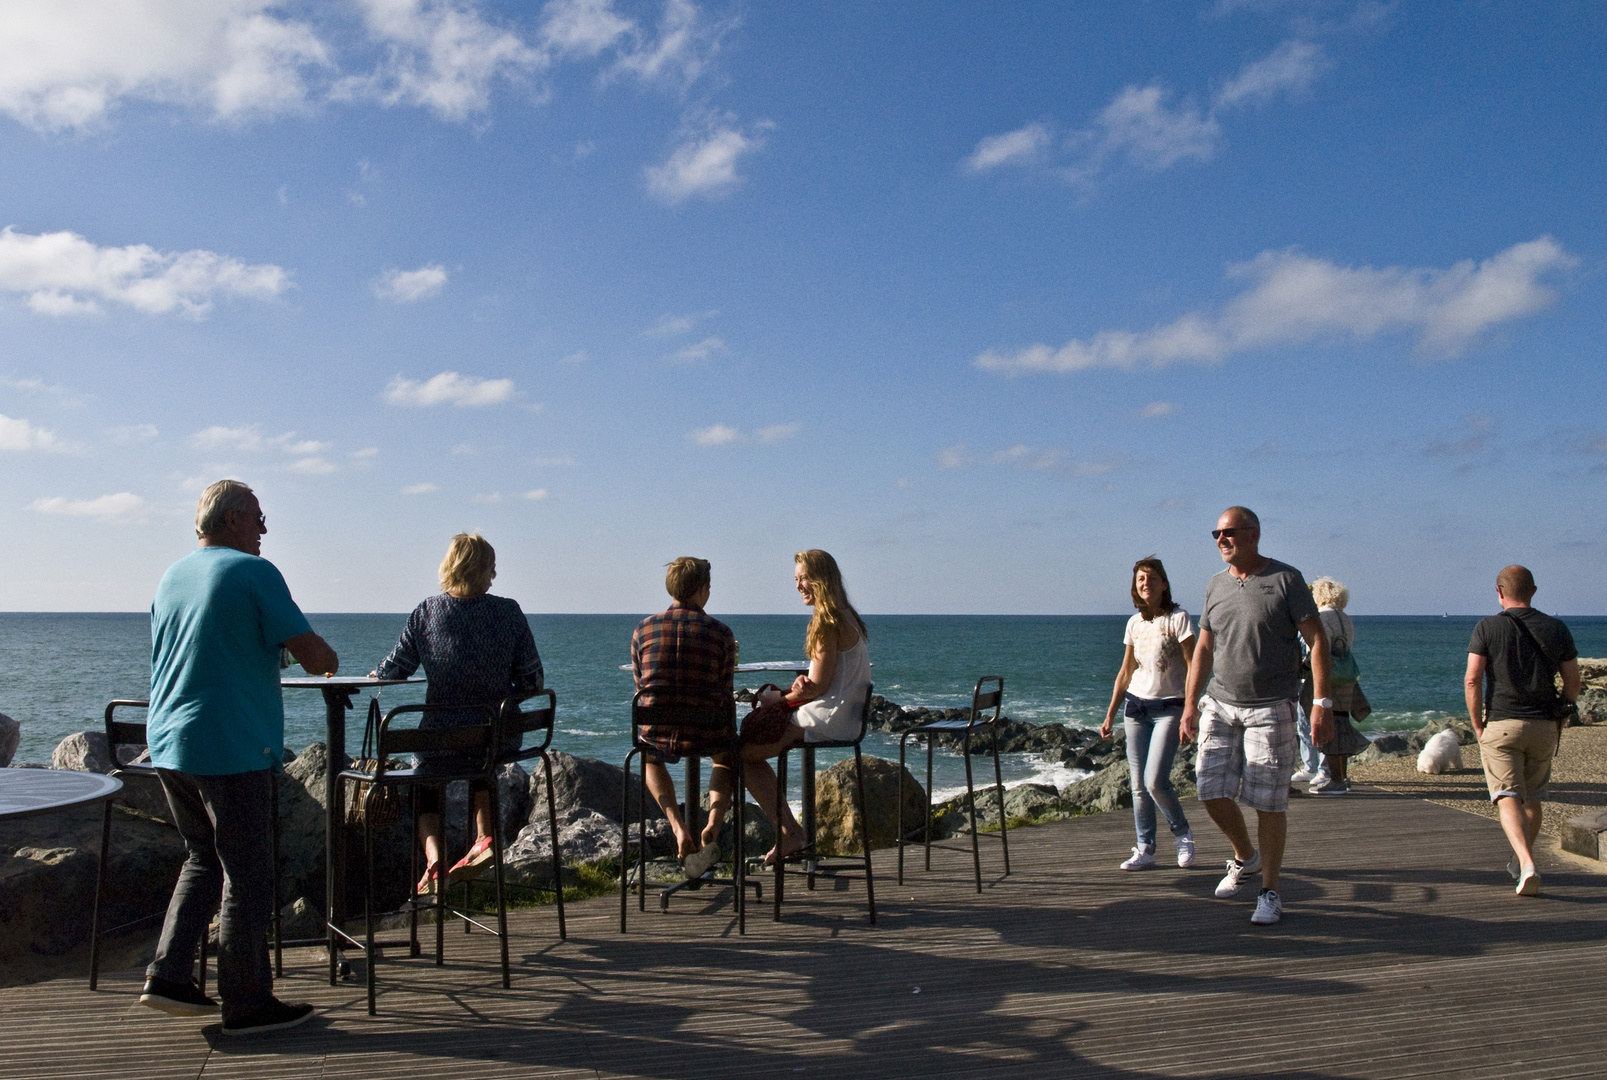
[631,603,736,758]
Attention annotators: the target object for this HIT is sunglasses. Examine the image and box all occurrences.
[1211,527,1253,540]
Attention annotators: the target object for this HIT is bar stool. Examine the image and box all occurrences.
[621,690,749,933]
[89,700,285,990]
[896,675,1010,892]
[769,683,877,925]
[473,689,566,939]
[337,701,509,1016]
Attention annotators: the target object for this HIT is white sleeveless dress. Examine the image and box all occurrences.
[793,637,871,744]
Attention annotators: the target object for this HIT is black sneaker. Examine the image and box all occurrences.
[140,976,219,1016]
[220,999,316,1036]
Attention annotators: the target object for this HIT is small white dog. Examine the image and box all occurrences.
[1417,728,1464,774]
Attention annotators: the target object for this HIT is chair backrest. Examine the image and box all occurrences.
[374,702,500,777]
[498,688,557,762]
[103,700,157,778]
[630,689,736,745]
[968,676,1004,729]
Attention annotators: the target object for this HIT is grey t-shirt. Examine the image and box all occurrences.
[1200,558,1319,707]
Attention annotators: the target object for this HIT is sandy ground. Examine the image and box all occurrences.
[1348,723,1607,846]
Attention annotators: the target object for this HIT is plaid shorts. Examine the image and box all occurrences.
[1195,696,1298,813]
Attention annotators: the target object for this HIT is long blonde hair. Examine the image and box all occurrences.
[796,549,866,659]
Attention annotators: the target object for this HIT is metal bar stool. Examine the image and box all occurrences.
[461,689,566,940]
[896,676,1010,892]
[769,683,877,925]
[621,691,750,934]
[337,702,509,1015]
[89,700,284,989]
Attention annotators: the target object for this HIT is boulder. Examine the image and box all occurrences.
[277,745,334,910]
[528,752,662,825]
[1353,733,1411,764]
[0,713,18,768]
[1575,686,1607,726]
[812,755,927,856]
[52,731,113,774]
[1407,718,1476,753]
[1561,809,1607,861]
[279,896,323,941]
[1059,759,1132,815]
[697,792,778,857]
[503,808,678,886]
[443,762,531,852]
[0,847,100,958]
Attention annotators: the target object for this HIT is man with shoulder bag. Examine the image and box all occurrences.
[1464,565,1580,897]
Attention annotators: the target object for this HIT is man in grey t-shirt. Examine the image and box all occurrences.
[1181,506,1332,926]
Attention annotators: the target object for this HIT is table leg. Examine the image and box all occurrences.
[322,686,355,985]
[685,756,702,848]
[803,747,817,890]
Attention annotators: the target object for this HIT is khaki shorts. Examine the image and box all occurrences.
[1479,718,1560,802]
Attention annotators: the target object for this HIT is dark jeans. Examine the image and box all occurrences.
[148,768,275,1021]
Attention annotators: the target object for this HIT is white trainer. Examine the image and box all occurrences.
[1251,888,1282,925]
[1290,767,1318,785]
[1214,851,1261,898]
[1174,831,1196,868]
[1120,847,1157,871]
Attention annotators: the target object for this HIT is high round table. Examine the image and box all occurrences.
[0,768,123,820]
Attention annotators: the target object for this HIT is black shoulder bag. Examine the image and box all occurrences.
[1501,610,1578,728]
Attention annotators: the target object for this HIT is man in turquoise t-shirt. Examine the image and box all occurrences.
[140,480,338,1036]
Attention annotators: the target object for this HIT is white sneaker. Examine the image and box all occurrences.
[1290,767,1318,785]
[1251,888,1282,925]
[1214,851,1261,897]
[1120,846,1157,871]
[1174,831,1196,868]
[1506,861,1521,882]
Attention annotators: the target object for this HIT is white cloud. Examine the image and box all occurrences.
[190,424,267,452]
[1138,401,1176,418]
[938,444,972,469]
[1214,40,1326,109]
[540,0,633,57]
[646,122,766,204]
[0,227,289,318]
[285,455,335,475]
[0,0,331,132]
[473,491,504,503]
[105,423,160,444]
[976,237,1577,375]
[1075,84,1220,175]
[0,413,63,451]
[644,308,717,338]
[609,0,729,88]
[350,446,379,459]
[384,371,515,407]
[669,336,726,363]
[401,482,439,495]
[374,263,448,303]
[31,492,146,521]
[520,488,549,500]
[560,350,588,364]
[690,424,741,446]
[754,423,800,445]
[332,0,547,122]
[963,122,1051,173]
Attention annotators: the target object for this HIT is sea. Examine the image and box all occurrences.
[4,613,1605,804]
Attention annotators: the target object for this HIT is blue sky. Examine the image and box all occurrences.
[1,0,1603,616]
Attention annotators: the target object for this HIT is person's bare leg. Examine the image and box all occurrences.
[702,758,733,849]
[418,811,445,890]
[471,789,495,844]
[1203,797,1255,862]
[1256,810,1287,889]
[644,760,695,857]
[740,753,804,861]
[1497,795,1538,876]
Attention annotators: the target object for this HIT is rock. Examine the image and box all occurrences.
[0,714,18,768]
[0,847,99,958]
[1058,759,1131,815]
[52,731,112,773]
[812,756,927,856]
[1354,734,1411,764]
[443,762,531,852]
[279,896,323,941]
[504,808,675,887]
[528,752,662,825]
[1561,809,1607,861]
[697,793,778,857]
[277,746,333,912]
[1001,783,1062,823]
[1575,686,1607,726]
[1408,718,1476,753]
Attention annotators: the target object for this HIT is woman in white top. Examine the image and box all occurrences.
[741,549,870,864]
[1100,556,1196,871]
[1305,576,1370,795]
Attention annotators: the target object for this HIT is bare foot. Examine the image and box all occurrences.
[763,831,806,866]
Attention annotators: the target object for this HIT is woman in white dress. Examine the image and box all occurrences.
[1100,556,1196,870]
[741,549,870,864]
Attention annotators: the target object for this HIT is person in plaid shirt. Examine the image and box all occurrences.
[632,557,737,877]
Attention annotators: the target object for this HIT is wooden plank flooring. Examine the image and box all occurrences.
[5,787,1607,1080]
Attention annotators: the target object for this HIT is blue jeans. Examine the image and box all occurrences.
[149,768,276,1022]
[1295,705,1323,774]
[1124,696,1190,850]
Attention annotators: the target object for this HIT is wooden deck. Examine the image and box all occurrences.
[6,787,1607,1080]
